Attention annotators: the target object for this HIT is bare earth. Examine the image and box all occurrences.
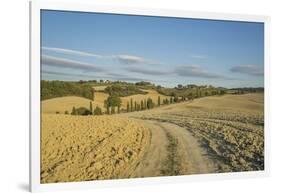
[130,120,216,178]
[41,93,264,183]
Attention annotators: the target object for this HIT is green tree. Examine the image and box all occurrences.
[71,106,76,115]
[104,99,110,114]
[141,100,144,110]
[92,89,95,101]
[147,98,154,109]
[174,96,179,103]
[117,103,121,113]
[158,96,161,106]
[64,110,69,115]
[144,99,147,110]
[89,101,93,113]
[134,101,137,111]
[130,98,133,112]
[170,97,173,104]
[111,106,115,114]
[104,95,122,114]
[127,102,130,112]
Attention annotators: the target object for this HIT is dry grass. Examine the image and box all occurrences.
[41,114,150,183]
[41,96,93,114]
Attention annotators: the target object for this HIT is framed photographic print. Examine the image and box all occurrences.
[30,0,270,192]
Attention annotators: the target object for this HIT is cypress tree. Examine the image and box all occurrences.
[71,106,76,115]
[141,100,144,110]
[89,101,93,114]
[127,102,130,112]
[130,98,133,112]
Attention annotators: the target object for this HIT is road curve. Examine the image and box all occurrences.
[129,120,217,178]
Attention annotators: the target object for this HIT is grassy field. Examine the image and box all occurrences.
[41,90,264,183]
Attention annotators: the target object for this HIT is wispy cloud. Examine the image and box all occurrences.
[174,65,226,79]
[124,66,169,75]
[113,55,146,64]
[42,69,149,82]
[41,55,104,72]
[42,46,158,65]
[42,70,97,78]
[42,47,104,58]
[230,65,263,76]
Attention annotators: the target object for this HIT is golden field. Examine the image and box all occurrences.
[41,115,150,183]
[41,92,264,183]
[42,89,170,114]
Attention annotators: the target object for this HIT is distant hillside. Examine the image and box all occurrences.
[156,85,226,99]
[41,80,94,100]
[228,87,264,94]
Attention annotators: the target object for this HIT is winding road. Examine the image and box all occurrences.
[128,119,217,178]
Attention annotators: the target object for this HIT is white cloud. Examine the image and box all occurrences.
[41,55,104,72]
[174,65,226,79]
[113,55,147,64]
[230,65,263,76]
[42,46,158,65]
[42,46,104,58]
[124,66,169,75]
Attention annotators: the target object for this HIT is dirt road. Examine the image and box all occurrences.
[128,119,217,178]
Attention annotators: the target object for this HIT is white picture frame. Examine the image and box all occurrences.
[30,0,270,192]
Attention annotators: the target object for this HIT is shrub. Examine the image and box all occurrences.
[75,107,92,116]
[93,106,102,115]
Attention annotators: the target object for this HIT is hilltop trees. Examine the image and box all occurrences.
[59,80,229,117]
[41,80,94,100]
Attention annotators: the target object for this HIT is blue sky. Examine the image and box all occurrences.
[41,10,264,88]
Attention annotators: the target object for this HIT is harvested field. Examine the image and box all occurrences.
[42,89,170,114]
[41,96,93,114]
[41,93,264,183]
[131,93,264,173]
[41,114,150,183]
